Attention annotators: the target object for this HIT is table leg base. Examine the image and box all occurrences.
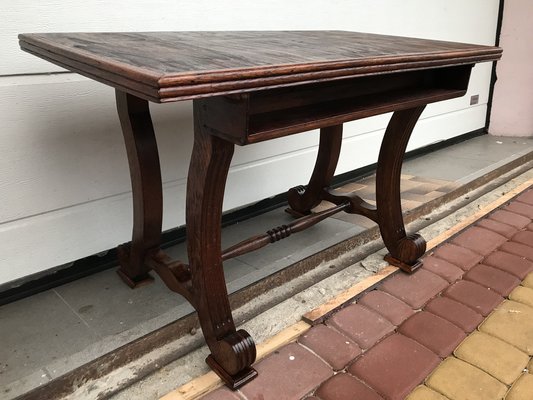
[206,355,258,389]
[384,254,423,274]
[284,207,310,218]
[116,269,155,289]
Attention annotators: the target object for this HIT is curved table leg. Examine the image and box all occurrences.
[186,106,257,388]
[288,125,343,215]
[115,91,162,287]
[376,106,427,273]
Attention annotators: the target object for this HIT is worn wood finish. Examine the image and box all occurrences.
[222,201,350,261]
[19,31,502,102]
[19,30,502,389]
[376,106,428,272]
[115,90,163,287]
[288,125,343,215]
[187,104,257,387]
[196,65,474,144]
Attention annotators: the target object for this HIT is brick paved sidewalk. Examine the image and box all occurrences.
[201,188,533,400]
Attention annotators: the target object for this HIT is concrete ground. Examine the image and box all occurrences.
[1,134,533,399]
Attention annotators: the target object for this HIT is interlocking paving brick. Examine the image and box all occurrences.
[517,189,533,205]
[239,343,332,400]
[506,202,533,219]
[432,243,484,270]
[483,251,533,279]
[500,242,533,261]
[424,296,483,332]
[489,209,531,229]
[528,222,533,231]
[506,373,533,400]
[426,357,507,400]
[349,334,440,400]
[479,300,533,355]
[406,385,449,400]
[327,304,394,350]
[444,280,503,316]
[450,226,507,255]
[379,269,448,309]
[453,331,529,385]
[398,311,466,358]
[421,255,464,283]
[529,358,533,373]
[464,264,521,296]
[357,290,415,325]
[298,324,361,371]
[523,272,533,288]
[200,387,242,400]
[477,218,519,238]
[314,373,383,400]
[509,285,533,308]
[512,230,533,247]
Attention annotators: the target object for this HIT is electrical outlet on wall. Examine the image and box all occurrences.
[470,95,479,105]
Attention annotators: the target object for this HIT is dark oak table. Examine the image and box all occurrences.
[19,31,501,388]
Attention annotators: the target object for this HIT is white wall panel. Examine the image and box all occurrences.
[0,0,500,285]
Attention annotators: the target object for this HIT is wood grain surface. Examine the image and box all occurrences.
[19,31,501,102]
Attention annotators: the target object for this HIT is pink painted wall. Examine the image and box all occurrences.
[489,0,533,137]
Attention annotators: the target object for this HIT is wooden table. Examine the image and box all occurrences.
[19,31,501,388]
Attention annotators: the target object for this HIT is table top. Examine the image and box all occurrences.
[19,31,501,102]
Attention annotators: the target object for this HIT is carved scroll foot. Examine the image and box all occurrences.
[384,233,426,273]
[375,106,427,273]
[207,330,258,389]
[189,101,257,387]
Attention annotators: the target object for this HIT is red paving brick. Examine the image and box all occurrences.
[327,304,395,349]
[432,243,483,270]
[424,296,483,332]
[500,241,533,261]
[379,269,448,309]
[517,189,533,205]
[357,290,415,325]
[421,255,464,283]
[239,343,332,400]
[489,209,531,229]
[349,334,440,400]
[505,201,533,219]
[528,222,533,231]
[450,226,507,255]
[398,311,466,358]
[444,280,503,316]
[314,373,383,400]
[512,230,533,247]
[483,251,533,279]
[477,218,519,238]
[464,264,521,296]
[298,324,361,371]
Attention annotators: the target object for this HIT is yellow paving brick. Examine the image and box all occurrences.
[522,272,533,289]
[479,300,533,355]
[426,357,507,400]
[454,331,529,385]
[509,286,533,308]
[528,358,533,373]
[406,385,449,400]
[506,373,533,400]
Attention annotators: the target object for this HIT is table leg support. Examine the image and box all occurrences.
[187,105,257,388]
[288,125,343,215]
[376,106,427,272]
[115,91,163,287]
